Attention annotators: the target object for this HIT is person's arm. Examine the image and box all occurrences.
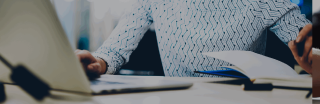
[266,0,312,74]
[268,0,311,45]
[92,0,153,75]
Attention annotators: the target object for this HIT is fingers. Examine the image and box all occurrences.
[296,24,312,43]
[290,24,313,74]
[75,50,97,63]
[75,49,81,53]
[302,36,312,60]
[289,41,299,61]
[289,40,312,74]
[87,63,101,72]
[86,62,101,80]
[309,50,312,64]
[305,66,312,74]
[75,50,102,78]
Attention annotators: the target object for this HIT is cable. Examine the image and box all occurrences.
[0,54,50,101]
[0,54,13,69]
[0,82,5,103]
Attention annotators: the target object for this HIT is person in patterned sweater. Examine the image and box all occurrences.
[75,0,312,78]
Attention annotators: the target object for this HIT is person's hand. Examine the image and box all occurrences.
[75,50,107,80]
[289,24,312,74]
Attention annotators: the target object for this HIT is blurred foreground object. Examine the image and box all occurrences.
[313,48,320,97]
[0,82,5,102]
[313,9,320,97]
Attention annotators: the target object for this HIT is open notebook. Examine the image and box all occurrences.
[197,51,311,82]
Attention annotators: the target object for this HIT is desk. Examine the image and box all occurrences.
[1,76,311,104]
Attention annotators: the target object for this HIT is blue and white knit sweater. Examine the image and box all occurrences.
[92,0,311,77]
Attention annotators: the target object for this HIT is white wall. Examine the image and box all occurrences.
[52,0,155,51]
[51,0,79,50]
[314,0,320,14]
[88,0,139,51]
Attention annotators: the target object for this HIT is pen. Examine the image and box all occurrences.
[242,83,273,91]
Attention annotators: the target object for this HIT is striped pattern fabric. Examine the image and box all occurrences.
[92,0,311,77]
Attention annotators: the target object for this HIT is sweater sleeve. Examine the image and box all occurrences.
[268,0,311,45]
[92,0,153,74]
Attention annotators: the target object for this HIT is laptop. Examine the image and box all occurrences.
[0,0,192,94]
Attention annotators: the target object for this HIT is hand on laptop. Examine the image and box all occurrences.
[75,50,107,80]
[289,24,312,74]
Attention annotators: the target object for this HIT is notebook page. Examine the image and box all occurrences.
[202,51,299,79]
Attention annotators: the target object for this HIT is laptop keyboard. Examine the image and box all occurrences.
[90,80,126,85]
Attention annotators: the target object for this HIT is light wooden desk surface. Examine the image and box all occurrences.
[1,76,311,104]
